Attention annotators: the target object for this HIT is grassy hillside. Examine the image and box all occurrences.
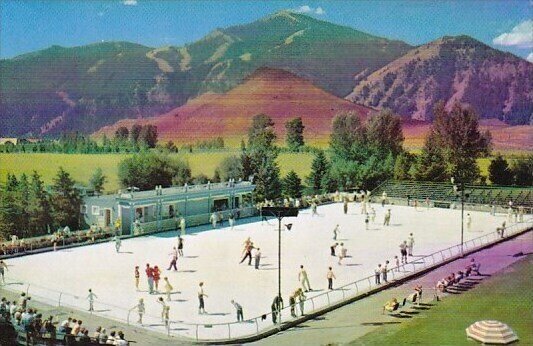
[0,152,314,192]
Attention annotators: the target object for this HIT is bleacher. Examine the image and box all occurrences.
[371,180,533,208]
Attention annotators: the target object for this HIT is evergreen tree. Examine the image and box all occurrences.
[0,174,20,239]
[330,111,366,161]
[130,124,143,144]
[28,171,51,236]
[285,117,305,151]
[510,155,533,186]
[306,150,330,194]
[89,168,107,195]
[139,125,158,148]
[17,174,30,236]
[283,170,303,198]
[413,131,449,182]
[488,154,513,185]
[50,167,82,230]
[393,152,415,180]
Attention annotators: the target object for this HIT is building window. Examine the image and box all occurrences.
[92,206,100,216]
[80,205,87,214]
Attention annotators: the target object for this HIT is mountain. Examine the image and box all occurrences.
[346,36,533,125]
[0,11,411,137]
[94,67,375,144]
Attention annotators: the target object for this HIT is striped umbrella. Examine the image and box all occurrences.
[466,320,518,344]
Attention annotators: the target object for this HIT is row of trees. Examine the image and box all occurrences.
[0,169,82,240]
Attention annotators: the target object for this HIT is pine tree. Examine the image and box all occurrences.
[510,155,533,186]
[89,168,107,195]
[285,117,305,151]
[28,171,51,236]
[306,150,330,194]
[413,131,449,182]
[488,154,513,185]
[50,167,82,229]
[283,170,303,198]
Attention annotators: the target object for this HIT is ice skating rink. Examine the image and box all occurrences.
[5,203,524,339]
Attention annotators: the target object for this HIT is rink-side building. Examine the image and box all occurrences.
[82,181,256,235]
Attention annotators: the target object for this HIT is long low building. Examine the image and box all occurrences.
[82,180,256,235]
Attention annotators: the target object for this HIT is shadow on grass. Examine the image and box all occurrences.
[361,321,401,326]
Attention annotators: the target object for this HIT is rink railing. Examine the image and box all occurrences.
[6,218,531,342]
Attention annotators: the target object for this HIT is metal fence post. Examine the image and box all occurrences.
[196,325,199,341]
[228,324,231,339]
[355,282,359,294]
[326,292,330,305]
[58,292,62,307]
[255,318,259,334]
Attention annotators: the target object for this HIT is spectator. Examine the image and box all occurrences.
[106,330,116,344]
[115,331,128,345]
[99,328,108,344]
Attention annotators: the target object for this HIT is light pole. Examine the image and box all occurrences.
[451,177,468,256]
[262,206,298,325]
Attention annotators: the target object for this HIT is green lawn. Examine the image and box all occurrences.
[0,152,314,192]
[351,257,533,346]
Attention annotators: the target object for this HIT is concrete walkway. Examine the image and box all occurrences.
[252,231,533,346]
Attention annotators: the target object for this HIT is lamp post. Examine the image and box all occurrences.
[451,177,468,256]
[262,206,299,325]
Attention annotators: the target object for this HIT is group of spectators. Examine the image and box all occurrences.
[0,292,129,345]
[435,258,480,294]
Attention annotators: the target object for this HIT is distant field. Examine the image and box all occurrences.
[0,152,314,192]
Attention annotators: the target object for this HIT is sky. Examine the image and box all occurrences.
[1,0,532,60]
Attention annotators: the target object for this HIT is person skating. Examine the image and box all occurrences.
[231,300,244,322]
[370,207,376,223]
[365,215,370,230]
[198,282,208,314]
[381,191,387,207]
[271,295,284,324]
[134,266,140,291]
[289,292,297,318]
[177,236,184,257]
[254,248,261,269]
[167,247,178,271]
[210,212,218,228]
[311,202,318,216]
[381,261,389,283]
[145,264,154,294]
[153,266,161,292]
[0,260,8,285]
[330,242,339,256]
[299,265,312,292]
[180,217,186,236]
[240,242,254,265]
[296,288,306,316]
[131,298,145,324]
[375,264,382,285]
[157,297,167,322]
[163,277,173,301]
[332,224,340,240]
[407,233,415,256]
[229,212,236,229]
[86,289,97,312]
[337,243,347,265]
[400,241,408,263]
[327,267,336,290]
[114,235,121,253]
[383,209,391,226]
[466,214,472,232]
[343,199,348,214]
[394,256,400,272]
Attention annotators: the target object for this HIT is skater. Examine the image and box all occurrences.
[298,265,312,292]
[180,216,186,236]
[327,267,336,290]
[311,202,318,216]
[394,255,400,272]
[343,199,348,214]
[229,212,235,229]
[407,233,415,256]
[370,207,376,223]
[400,241,408,263]
[381,191,387,207]
[177,236,184,257]
[134,266,140,291]
[518,206,524,222]
[240,242,254,265]
[210,212,218,228]
[496,221,506,238]
[114,235,121,253]
[426,197,430,210]
[330,243,339,256]
[289,292,297,317]
[365,215,369,230]
[296,288,306,316]
[87,289,97,312]
[163,277,173,301]
[0,260,8,284]
[490,204,496,216]
[153,266,161,292]
[361,199,367,215]
[413,199,418,210]
[374,264,382,285]
[145,264,154,294]
[338,243,347,265]
[167,247,178,271]
[157,297,167,322]
[507,206,513,223]
[198,282,208,314]
[254,248,261,269]
[332,224,340,240]
[382,260,389,283]
[271,295,283,324]
[383,209,391,226]
[131,298,145,324]
[466,214,472,232]
[231,300,244,322]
